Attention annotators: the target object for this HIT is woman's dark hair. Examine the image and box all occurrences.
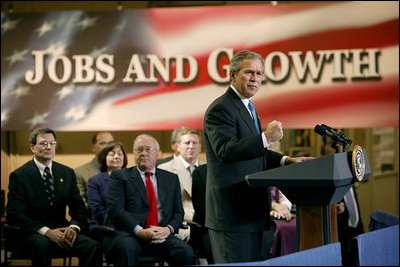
[97,141,128,172]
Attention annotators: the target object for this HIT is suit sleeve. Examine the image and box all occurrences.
[205,103,266,162]
[191,166,206,225]
[6,171,44,232]
[87,175,107,225]
[66,168,89,231]
[167,174,185,232]
[75,171,88,206]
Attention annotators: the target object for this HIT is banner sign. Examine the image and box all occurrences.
[1,2,398,130]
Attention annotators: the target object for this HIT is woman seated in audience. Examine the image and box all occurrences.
[270,187,297,257]
[87,141,128,227]
[263,187,297,259]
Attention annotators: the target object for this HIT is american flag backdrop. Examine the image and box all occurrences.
[1,2,398,131]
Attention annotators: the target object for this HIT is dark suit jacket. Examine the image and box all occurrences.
[203,87,284,232]
[6,160,88,233]
[191,163,214,263]
[192,164,207,226]
[87,172,109,225]
[105,167,184,252]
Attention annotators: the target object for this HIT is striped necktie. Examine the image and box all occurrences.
[43,167,55,206]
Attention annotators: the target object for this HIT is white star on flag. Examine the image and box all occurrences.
[6,49,28,66]
[56,85,74,100]
[26,112,49,129]
[1,19,19,34]
[36,21,55,37]
[65,105,88,121]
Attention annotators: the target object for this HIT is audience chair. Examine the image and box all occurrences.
[368,209,399,231]
[350,224,399,266]
[3,223,73,266]
[264,242,342,266]
[209,242,342,266]
[208,242,342,266]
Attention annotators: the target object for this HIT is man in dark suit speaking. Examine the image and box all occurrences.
[6,127,102,266]
[203,50,311,263]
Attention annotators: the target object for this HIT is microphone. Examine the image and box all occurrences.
[314,124,352,149]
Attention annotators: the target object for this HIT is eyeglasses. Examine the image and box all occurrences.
[133,147,156,154]
[37,141,57,148]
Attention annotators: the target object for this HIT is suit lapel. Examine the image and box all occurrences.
[155,170,167,208]
[51,163,61,200]
[130,168,149,206]
[27,160,52,207]
[170,159,191,196]
[178,171,193,198]
[227,88,259,133]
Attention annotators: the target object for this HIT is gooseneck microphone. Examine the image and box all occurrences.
[314,124,352,150]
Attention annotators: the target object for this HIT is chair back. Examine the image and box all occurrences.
[368,209,399,231]
[265,243,342,266]
[352,224,399,266]
[209,243,342,266]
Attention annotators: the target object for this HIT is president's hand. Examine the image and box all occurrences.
[285,156,315,165]
[264,120,283,143]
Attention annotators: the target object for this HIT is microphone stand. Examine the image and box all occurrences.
[327,133,351,244]
[331,131,352,153]
[330,133,360,250]
[331,141,345,153]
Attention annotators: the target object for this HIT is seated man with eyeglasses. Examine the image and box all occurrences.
[104,134,195,266]
[6,127,103,266]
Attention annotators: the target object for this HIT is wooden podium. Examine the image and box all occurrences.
[245,149,371,251]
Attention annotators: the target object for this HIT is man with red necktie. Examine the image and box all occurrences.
[105,134,194,266]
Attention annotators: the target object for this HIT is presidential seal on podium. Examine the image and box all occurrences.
[351,144,366,182]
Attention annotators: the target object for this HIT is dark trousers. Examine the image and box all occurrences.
[188,225,214,264]
[338,210,364,266]
[208,229,263,263]
[23,233,102,266]
[108,234,195,266]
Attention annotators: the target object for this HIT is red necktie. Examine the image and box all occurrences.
[145,171,158,228]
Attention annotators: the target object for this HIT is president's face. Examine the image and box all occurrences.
[231,58,263,98]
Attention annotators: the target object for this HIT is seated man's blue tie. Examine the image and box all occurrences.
[248,100,260,133]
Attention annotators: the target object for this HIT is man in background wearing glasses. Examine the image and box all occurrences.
[6,127,102,266]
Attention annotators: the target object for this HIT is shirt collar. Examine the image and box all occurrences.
[33,157,53,176]
[230,85,251,106]
[178,155,199,169]
[137,167,156,176]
